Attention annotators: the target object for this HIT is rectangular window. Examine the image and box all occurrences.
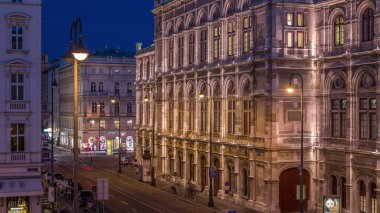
[189,101,195,131]
[114,102,120,114]
[114,82,120,93]
[178,101,184,130]
[213,26,221,59]
[297,32,304,48]
[126,82,133,94]
[341,113,347,138]
[178,37,184,66]
[10,123,25,152]
[227,100,236,134]
[360,195,367,213]
[287,31,294,48]
[139,104,143,124]
[127,120,133,129]
[168,101,174,129]
[286,12,294,26]
[127,102,133,114]
[114,120,120,129]
[146,103,150,125]
[98,82,104,92]
[11,26,23,50]
[297,13,304,27]
[11,74,24,100]
[370,113,377,140]
[332,113,340,137]
[243,16,252,53]
[360,113,368,139]
[100,120,105,129]
[188,33,195,64]
[331,99,347,138]
[89,120,96,128]
[168,40,174,68]
[243,100,252,135]
[200,29,208,62]
[227,21,236,56]
[214,100,221,133]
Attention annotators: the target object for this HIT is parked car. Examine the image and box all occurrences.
[42,141,50,147]
[79,190,94,207]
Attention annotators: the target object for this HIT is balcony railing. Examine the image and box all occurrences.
[6,101,30,113]
[0,152,41,164]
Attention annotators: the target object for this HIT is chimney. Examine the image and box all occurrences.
[136,43,143,53]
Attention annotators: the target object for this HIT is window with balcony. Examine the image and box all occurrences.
[213,26,221,59]
[11,74,24,100]
[227,21,236,56]
[91,82,96,92]
[11,26,23,50]
[200,29,208,62]
[10,123,24,152]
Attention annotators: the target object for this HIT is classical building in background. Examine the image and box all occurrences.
[0,0,43,212]
[136,0,380,212]
[50,48,136,155]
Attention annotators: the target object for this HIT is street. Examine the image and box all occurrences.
[48,147,241,213]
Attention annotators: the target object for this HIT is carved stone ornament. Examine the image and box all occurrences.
[227,81,235,95]
[362,73,375,88]
[333,76,345,89]
[214,81,221,95]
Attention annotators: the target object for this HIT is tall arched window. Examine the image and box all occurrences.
[178,155,183,178]
[360,180,366,213]
[242,168,249,197]
[334,15,344,46]
[91,102,97,113]
[91,82,96,92]
[331,176,337,195]
[146,61,150,80]
[362,8,374,42]
[371,182,377,213]
[358,73,377,140]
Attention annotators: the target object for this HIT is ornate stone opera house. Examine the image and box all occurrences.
[136,0,380,212]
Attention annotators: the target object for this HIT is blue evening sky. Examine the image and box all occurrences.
[42,0,154,61]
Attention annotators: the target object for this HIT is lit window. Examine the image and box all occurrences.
[10,123,24,152]
[287,31,294,47]
[100,120,105,129]
[243,17,252,53]
[297,13,304,27]
[11,26,23,50]
[114,120,120,129]
[286,13,293,26]
[227,21,236,56]
[127,120,133,129]
[89,120,96,128]
[213,26,221,59]
[334,15,344,46]
[297,32,304,48]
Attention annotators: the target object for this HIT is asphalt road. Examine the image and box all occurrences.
[50,148,217,213]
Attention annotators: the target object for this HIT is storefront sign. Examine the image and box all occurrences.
[106,140,112,156]
[323,196,341,213]
[126,136,134,152]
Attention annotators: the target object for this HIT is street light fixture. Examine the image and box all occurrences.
[111,92,122,173]
[65,17,88,213]
[287,73,304,213]
[143,87,156,187]
[50,72,58,213]
[198,83,214,207]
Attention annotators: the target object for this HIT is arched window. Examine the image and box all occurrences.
[360,180,366,213]
[334,15,344,46]
[98,82,104,92]
[242,168,249,197]
[331,176,337,195]
[226,2,235,17]
[358,73,377,140]
[371,182,377,213]
[342,177,347,208]
[146,61,150,80]
[91,102,97,113]
[362,8,374,42]
[99,102,105,114]
[91,82,96,92]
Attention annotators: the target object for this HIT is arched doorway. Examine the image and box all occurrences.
[200,156,207,190]
[279,168,310,212]
[213,158,220,196]
[188,154,195,181]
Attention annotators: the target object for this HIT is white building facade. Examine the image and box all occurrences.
[57,49,137,155]
[0,0,43,212]
[136,0,380,212]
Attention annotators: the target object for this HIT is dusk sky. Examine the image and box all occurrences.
[42,0,154,61]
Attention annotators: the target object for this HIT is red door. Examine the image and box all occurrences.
[280,168,310,212]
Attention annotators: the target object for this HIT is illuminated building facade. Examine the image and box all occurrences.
[136,0,380,212]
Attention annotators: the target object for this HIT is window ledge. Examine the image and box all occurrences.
[6,49,29,55]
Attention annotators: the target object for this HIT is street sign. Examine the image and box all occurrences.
[97,178,109,200]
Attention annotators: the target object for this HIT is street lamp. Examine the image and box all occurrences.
[111,93,122,173]
[65,17,88,213]
[144,87,156,187]
[287,73,304,213]
[199,83,214,207]
[50,72,58,213]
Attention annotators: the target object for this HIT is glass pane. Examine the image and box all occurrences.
[18,27,23,34]
[332,99,339,109]
[19,136,25,151]
[297,32,304,48]
[18,85,24,100]
[18,74,23,83]
[297,13,304,27]
[11,136,17,152]
[12,37,17,49]
[12,26,16,34]
[370,98,377,109]
[341,99,347,109]
[11,124,17,134]
[18,37,23,49]
[18,124,24,134]
[287,13,293,26]
[11,74,17,83]
[11,85,17,100]
[360,99,368,109]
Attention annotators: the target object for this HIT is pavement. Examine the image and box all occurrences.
[49,146,255,213]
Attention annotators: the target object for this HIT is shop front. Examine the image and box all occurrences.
[6,197,29,213]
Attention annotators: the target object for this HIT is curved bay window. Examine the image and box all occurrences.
[360,180,366,213]
[334,15,344,46]
[362,8,374,42]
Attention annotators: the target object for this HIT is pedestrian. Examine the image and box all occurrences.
[187,179,193,198]
[170,175,176,193]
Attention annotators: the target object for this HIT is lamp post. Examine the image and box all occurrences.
[144,86,156,187]
[50,72,58,213]
[287,73,304,213]
[98,104,101,153]
[65,17,89,213]
[112,92,122,173]
[199,83,214,207]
